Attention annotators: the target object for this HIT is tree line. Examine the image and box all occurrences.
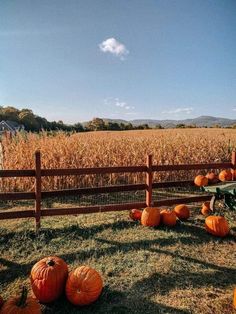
[0,106,233,132]
[0,106,159,132]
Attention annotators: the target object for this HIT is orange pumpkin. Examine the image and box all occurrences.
[129,209,142,221]
[201,201,211,216]
[234,170,236,180]
[30,256,68,303]
[141,207,161,227]
[160,209,176,226]
[194,175,208,187]
[205,215,229,237]
[0,287,41,314]
[219,169,232,182]
[233,288,236,309]
[174,204,190,220]
[206,172,219,184]
[0,295,3,308]
[66,266,103,306]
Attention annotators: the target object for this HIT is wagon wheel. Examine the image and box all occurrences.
[210,194,225,213]
[210,195,216,212]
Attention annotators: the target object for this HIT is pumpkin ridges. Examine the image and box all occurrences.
[66,266,103,306]
[173,204,190,220]
[219,169,232,182]
[194,175,208,187]
[141,207,161,227]
[160,209,176,226]
[30,256,68,303]
[0,287,41,314]
[205,216,229,237]
[201,202,211,216]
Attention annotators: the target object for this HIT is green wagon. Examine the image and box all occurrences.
[203,181,236,211]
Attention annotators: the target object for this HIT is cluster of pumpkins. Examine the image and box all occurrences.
[0,257,103,313]
[130,201,230,238]
[129,204,189,228]
[194,169,235,187]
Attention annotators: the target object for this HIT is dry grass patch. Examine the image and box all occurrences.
[0,206,235,313]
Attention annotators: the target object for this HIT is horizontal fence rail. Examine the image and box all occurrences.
[0,150,235,233]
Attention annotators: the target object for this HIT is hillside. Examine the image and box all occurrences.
[100,116,236,128]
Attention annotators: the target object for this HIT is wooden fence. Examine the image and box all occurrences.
[0,151,235,232]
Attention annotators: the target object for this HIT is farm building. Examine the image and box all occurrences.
[0,120,24,134]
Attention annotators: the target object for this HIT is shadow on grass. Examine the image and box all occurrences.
[0,219,235,289]
[0,219,135,248]
[41,285,190,314]
[132,269,236,297]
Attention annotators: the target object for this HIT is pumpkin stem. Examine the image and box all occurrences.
[47,259,55,267]
[17,286,28,308]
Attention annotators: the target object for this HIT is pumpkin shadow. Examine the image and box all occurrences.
[41,285,190,314]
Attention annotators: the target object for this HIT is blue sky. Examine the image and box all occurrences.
[1,0,236,123]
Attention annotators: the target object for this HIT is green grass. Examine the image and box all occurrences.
[0,206,235,314]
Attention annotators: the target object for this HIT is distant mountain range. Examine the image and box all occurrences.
[93,116,236,128]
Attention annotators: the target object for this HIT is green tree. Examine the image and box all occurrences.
[19,109,40,131]
[86,118,106,131]
[1,106,20,122]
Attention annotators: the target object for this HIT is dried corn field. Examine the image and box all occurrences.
[1,128,236,193]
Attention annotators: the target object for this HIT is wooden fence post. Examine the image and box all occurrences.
[35,150,41,233]
[146,154,153,207]
[231,151,236,181]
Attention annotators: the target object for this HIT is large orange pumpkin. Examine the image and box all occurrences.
[30,256,68,303]
[129,209,142,221]
[194,175,208,187]
[66,266,103,306]
[174,204,190,220]
[0,287,41,314]
[206,172,219,184]
[205,216,229,237]
[201,202,211,216]
[141,207,161,227]
[219,169,232,182]
[160,209,176,227]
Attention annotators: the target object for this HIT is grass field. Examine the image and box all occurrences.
[0,206,235,314]
[0,129,236,313]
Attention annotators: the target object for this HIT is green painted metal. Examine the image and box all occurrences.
[203,181,236,210]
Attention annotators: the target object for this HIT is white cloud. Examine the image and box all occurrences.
[162,107,194,115]
[99,38,129,60]
[233,108,236,111]
[115,101,126,108]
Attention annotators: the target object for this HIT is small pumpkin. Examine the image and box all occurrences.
[129,209,142,221]
[66,266,103,306]
[206,172,219,184]
[141,207,161,227]
[0,287,41,314]
[194,175,208,187]
[174,204,190,220]
[233,288,236,309]
[30,256,68,303]
[160,209,176,226]
[219,169,232,182]
[0,295,4,308]
[201,202,211,216]
[205,215,229,237]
